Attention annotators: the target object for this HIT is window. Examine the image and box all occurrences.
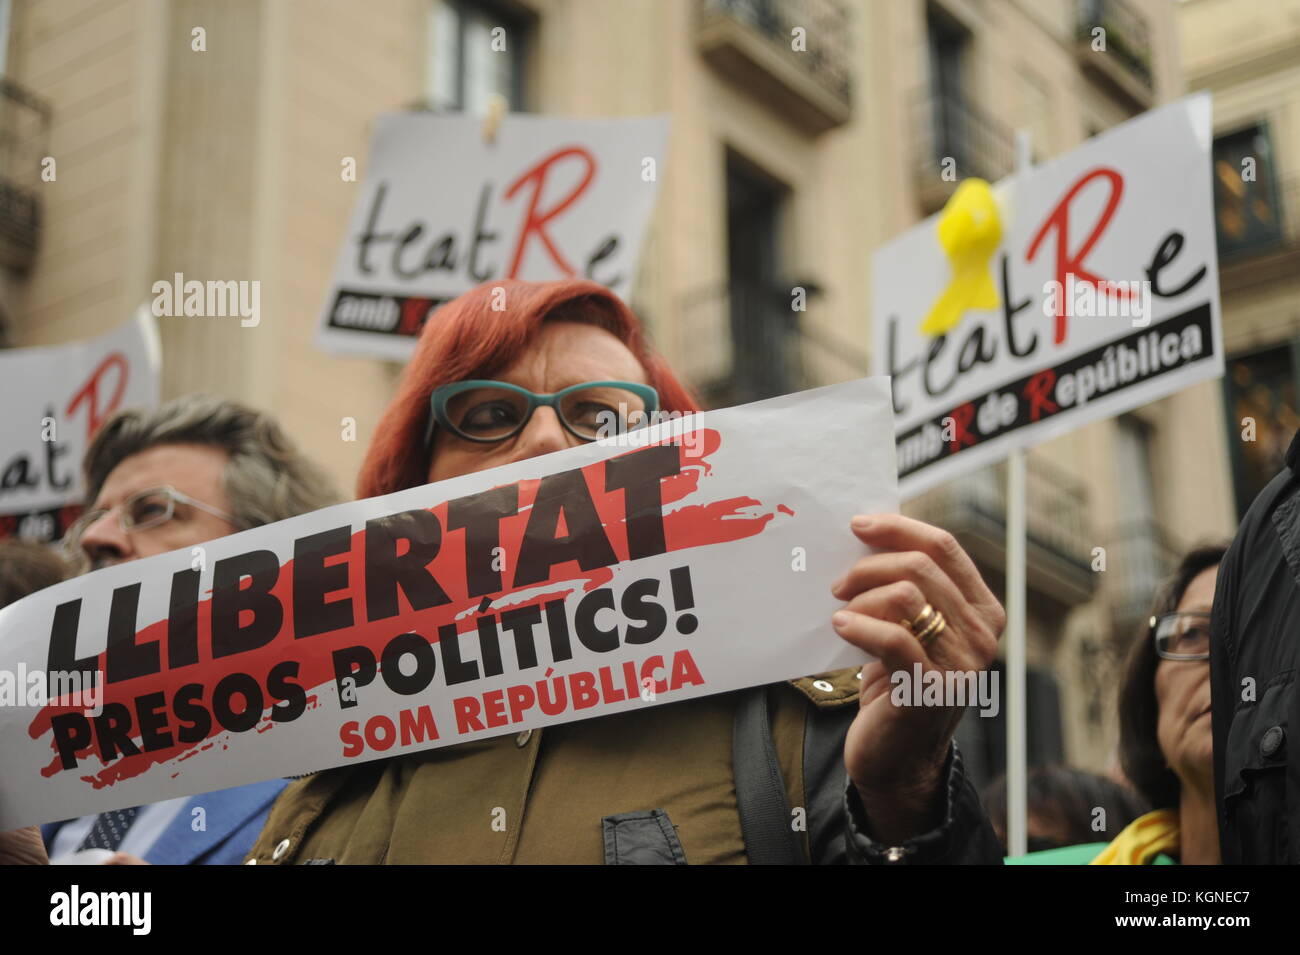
[920,5,1012,183]
[723,152,793,404]
[425,0,530,114]
[1213,124,1283,259]
[926,4,972,169]
[927,5,968,106]
[1224,343,1300,519]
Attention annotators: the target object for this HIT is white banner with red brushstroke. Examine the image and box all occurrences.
[0,377,897,828]
[315,113,669,361]
[0,309,161,540]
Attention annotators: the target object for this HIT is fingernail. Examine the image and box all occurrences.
[830,576,846,595]
[851,515,872,532]
[832,611,852,630]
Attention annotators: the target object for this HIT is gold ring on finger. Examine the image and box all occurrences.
[914,612,947,648]
[900,603,936,634]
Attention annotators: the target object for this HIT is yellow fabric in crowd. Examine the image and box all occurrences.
[1089,808,1180,865]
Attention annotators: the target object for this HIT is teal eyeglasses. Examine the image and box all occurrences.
[427,380,660,445]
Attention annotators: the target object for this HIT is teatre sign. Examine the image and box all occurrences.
[0,377,896,828]
[872,94,1223,499]
[0,310,160,542]
[315,113,669,361]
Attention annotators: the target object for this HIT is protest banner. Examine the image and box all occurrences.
[0,309,161,543]
[872,94,1223,499]
[316,113,669,361]
[0,377,896,828]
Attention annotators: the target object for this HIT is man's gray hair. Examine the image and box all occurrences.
[84,394,339,529]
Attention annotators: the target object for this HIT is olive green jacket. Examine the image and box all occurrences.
[245,668,1001,865]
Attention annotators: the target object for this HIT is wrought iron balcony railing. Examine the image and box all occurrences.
[1075,0,1154,107]
[678,279,869,407]
[697,0,853,133]
[911,90,1016,212]
[684,279,808,405]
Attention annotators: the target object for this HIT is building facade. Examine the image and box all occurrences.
[0,0,1252,787]
[1180,0,1300,522]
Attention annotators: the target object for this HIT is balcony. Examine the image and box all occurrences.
[1100,518,1180,641]
[1074,0,1154,111]
[0,78,51,272]
[906,456,1098,609]
[911,91,1015,214]
[678,279,869,407]
[696,0,853,134]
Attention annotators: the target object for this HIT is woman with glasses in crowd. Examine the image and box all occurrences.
[1009,543,1227,865]
[245,278,1007,865]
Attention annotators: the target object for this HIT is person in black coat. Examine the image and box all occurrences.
[1210,428,1300,864]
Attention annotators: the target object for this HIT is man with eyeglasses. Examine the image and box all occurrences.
[27,394,339,865]
[68,473,238,571]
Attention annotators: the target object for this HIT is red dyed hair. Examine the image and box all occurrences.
[356,279,701,498]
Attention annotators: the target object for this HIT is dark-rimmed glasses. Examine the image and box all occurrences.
[1151,611,1211,661]
[427,380,659,445]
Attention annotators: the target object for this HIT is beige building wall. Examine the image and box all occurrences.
[5,0,166,344]
[5,0,416,493]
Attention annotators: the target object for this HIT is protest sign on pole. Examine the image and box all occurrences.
[872,94,1223,500]
[1004,130,1034,859]
[315,113,669,361]
[0,309,161,543]
[0,377,896,828]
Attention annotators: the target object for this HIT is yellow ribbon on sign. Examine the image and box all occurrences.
[919,178,1002,338]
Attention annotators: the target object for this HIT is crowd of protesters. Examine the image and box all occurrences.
[0,278,1295,865]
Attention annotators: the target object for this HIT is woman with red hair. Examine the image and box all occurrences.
[248,278,1006,865]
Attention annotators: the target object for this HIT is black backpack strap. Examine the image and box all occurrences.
[803,693,858,864]
[732,685,809,865]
